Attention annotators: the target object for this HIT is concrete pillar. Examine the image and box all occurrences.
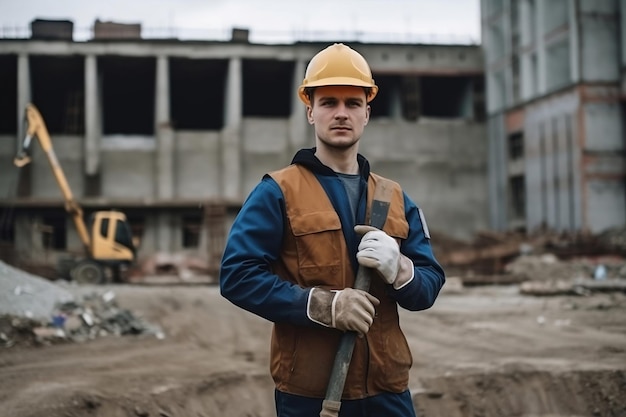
[519,0,533,100]
[536,0,547,94]
[568,0,580,83]
[84,54,100,175]
[620,0,626,94]
[155,55,174,252]
[155,55,174,200]
[221,56,242,200]
[389,83,403,120]
[17,53,31,147]
[156,213,172,253]
[289,59,308,152]
[487,114,508,231]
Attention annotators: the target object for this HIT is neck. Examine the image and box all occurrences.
[315,145,359,174]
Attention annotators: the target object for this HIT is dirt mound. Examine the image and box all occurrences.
[1,281,625,417]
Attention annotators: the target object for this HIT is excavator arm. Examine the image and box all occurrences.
[14,103,92,251]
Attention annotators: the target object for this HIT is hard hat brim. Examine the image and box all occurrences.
[304,76,376,89]
[297,78,378,105]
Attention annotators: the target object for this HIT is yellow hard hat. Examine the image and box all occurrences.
[298,43,378,105]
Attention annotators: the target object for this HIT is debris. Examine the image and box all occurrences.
[441,276,464,294]
[520,278,626,296]
[0,260,74,321]
[0,259,165,348]
[594,264,607,280]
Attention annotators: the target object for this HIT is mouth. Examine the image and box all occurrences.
[331,126,352,131]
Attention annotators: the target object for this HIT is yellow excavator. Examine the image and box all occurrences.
[13,103,137,284]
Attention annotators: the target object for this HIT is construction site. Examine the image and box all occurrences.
[1,0,626,416]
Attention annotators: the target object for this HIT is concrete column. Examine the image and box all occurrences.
[156,213,172,253]
[155,55,174,200]
[221,56,242,200]
[155,55,174,253]
[536,0,547,94]
[620,0,626,93]
[84,54,100,175]
[567,0,580,83]
[17,53,31,146]
[389,83,403,120]
[519,0,533,100]
[289,59,308,152]
[487,114,508,231]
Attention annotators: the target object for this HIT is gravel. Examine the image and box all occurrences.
[0,260,74,321]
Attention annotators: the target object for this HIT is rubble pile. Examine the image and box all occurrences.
[597,225,626,253]
[0,260,74,320]
[0,260,164,348]
[433,226,626,276]
[504,254,626,282]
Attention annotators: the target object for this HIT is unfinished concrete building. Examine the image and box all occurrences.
[482,0,626,234]
[0,20,486,274]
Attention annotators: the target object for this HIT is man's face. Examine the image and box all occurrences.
[307,85,371,150]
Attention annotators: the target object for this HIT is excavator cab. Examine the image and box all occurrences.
[89,211,135,261]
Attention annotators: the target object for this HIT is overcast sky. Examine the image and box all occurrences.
[0,0,481,43]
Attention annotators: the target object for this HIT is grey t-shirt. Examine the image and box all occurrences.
[337,172,361,221]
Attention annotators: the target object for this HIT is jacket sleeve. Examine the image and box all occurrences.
[388,193,446,311]
[220,177,312,325]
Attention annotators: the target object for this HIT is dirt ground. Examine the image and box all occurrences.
[1,279,625,417]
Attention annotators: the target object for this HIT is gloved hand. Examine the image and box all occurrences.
[354,225,414,288]
[354,225,401,284]
[308,287,380,335]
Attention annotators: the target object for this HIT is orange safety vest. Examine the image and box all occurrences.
[268,164,412,399]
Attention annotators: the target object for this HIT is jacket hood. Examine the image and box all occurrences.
[291,148,370,179]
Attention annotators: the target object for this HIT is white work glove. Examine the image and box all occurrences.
[354,225,414,289]
[308,287,380,335]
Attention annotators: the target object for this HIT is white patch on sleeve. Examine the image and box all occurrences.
[418,208,431,239]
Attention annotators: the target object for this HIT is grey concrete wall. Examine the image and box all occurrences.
[362,119,488,240]
[583,97,623,150]
[100,137,155,199]
[0,135,17,197]
[524,90,582,233]
[241,118,293,196]
[586,179,626,233]
[30,135,84,198]
[581,87,626,233]
[621,0,626,93]
[175,131,221,198]
[579,1,620,82]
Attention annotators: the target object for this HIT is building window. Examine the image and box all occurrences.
[510,175,526,219]
[41,215,66,250]
[0,209,15,243]
[125,215,145,244]
[508,131,524,160]
[182,215,202,248]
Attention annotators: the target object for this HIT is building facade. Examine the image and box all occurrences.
[482,0,626,234]
[0,21,487,271]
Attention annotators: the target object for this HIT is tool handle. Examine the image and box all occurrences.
[319,267,374,416]
[319,179,392,417]
[319,399,342,417]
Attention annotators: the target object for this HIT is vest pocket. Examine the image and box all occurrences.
[290,211,343,286]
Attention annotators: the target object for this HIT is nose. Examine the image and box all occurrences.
[334,102,348,119]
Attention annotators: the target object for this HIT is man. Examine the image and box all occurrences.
[220,43,445,417]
